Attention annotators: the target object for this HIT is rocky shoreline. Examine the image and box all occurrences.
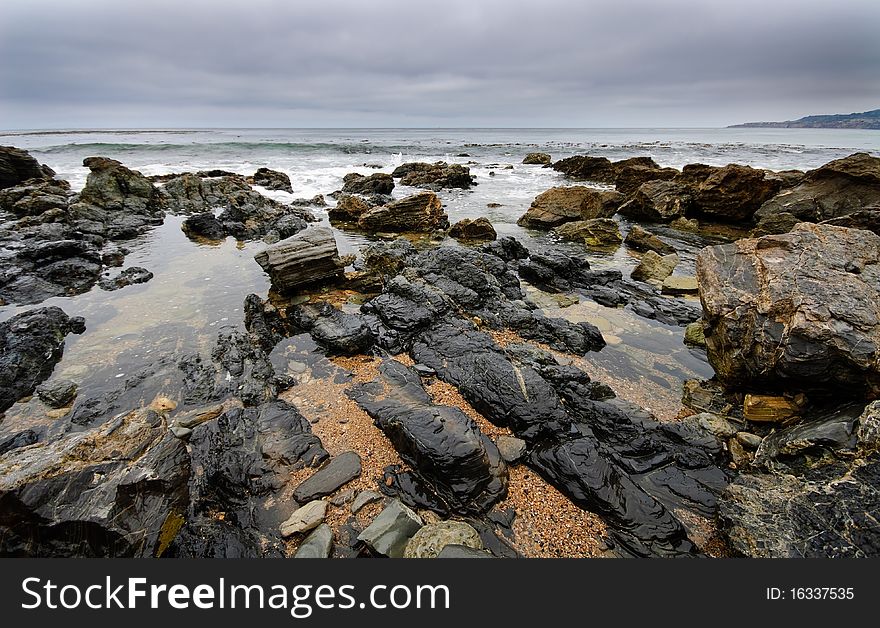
[1,144,879,558]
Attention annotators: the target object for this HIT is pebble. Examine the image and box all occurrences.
[351,490,383,514]
[280,499,328,537]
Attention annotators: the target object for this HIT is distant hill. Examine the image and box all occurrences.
[729,108,880,129]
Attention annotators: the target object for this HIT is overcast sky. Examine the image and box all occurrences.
[1,0,878,129]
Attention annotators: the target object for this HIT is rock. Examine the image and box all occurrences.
[517,186,623,229]
[0,146,54,189]
[392,162,475,190]
[552,155,615,182]
[661,275,698,295]
[754,408,859,466]
[690,164,781,222]
[630,251,678,283]
[523,152,552,165]
[727,437,752,467]
[329,194,373,224]
[736,432,763,450]
[0,430,39,456]
[97,266,153,291]
[280,500,328,537]
[448,217,497,241]
[750,211,801,237]
[252,167,293,193]
[351,490,383,514]
[670,216,700,233]
[294,451,362,502]
[181,212,226,240]
[0,178,71,217]
[437,544,494,558]
[348,359,508,515]
[357,499,423,557]
[35,379,78,408]
[293,524,333,558]
[684,321,706,348]
[403,520,483,558]
[342,172,394,195]
[822,207,880,236]
[697,223,880,395]
[0,307,85,413]
[754,152,880,224]
[618,180,693,222]
[357,191,447,233]
[495,436,527,463]
[254,226,347,292]
[614,164,678,195]
[329,489,356,506]
[743,394,803,423]
[692,413,738,439]
[553,218,622,247]
[623,225,676,255]
[288,301,374,355]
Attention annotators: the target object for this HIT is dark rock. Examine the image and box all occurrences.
[252,167,293,193]
[0,146,54,190]
[181,212,226,240]
[357,191,447,233]
[551,155,615,182]
[329,194,373,224]
[614,164,678,195]
[357,499,423,557]
[0,429,39,455]
[750,211,801,237]
[437,543,494,558]
[35,379,78,408]
[690,164,782,222]
[0,178,71,217]
[517,186,623,229]
[618,180,693,222]
[287,301,374,355]
[822,207,880,236]
[294,524,333,558]
[348,359,508,515]
[254,226,347,292]
[523,152,552,165]
[480,236,530,262]
[392,162,475,190]
[97,266,153,291]
[293,451,362,502]
[448,217,497,241]
[0,307,84,413]
[341,172,394,195]
[624,225,677,255]
[697,222,880,395]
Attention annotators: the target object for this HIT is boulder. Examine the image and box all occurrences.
[448,217,497,241]
[341,172,394,195]
[552,218,622,247]
[523,152,552,165]
[357,499,423,557]
[0,307,85,413]
[517,186,623,229]
[181,212,226,240]
[0,146,54,190]
[254,226,347,292]
[251,167,293,193]
[697,223,880,395]
[690,164,781,222]
[630,251,678,283]
[392,162,475,190]
[35,379,78,408]
[614,164,678,195]
[618,180,693,222]
[495,436,527,463]
[403,521,483,558]
[551,156,615,182]
[624,225,676,255]
[357,191,447,233]
[287,301,374,355]
[755,152,880,224]
[0,178,71,217]
[328,194,373,224]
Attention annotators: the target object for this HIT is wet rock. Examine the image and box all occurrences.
[0,178,72,217]
[181,212,226,240]
[0,146,54,189]
[287,301,374,355]
[0,307,85,413]
[357,191,447,233]
[0,407,189,557]
[254,226,347,292]
[743,394,803,423]
[357,499,423,557]
[517,186,622,229]
[341,172,394,195]
[623,225,676,255]
[0,429,39,455]
[294,524,333,558]
[348,359,508,515]
[392,162,475,190]
[697,223,880,395]
[753,408,858,466]
[754,152,880,224]
[690,164,781,222]
[437,543,494,558]
[552,218,622,247]
[252,167,293,193]
[97,266,153,291]
[280,500,328,537]
[292,194,326,207]
[496,436,526,463]
[684,321,706,348]
[631,251,678,283]
[329,194,373,224]
[351,490,383,514]
[618,180,693,222]
[448,217,497,241]
[480,235,530,262]
[35,379,78,409]
[660,275,698,295]
[294,451,362,503]
[523,152,552,165]
[403,520,483,558]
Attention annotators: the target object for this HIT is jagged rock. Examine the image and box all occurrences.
[624,225,676,255]
[618,180,693,222]
[329,194,373,224]
[357,499,423,557]
[614,164,678,195]
[97,266,153,291]
[690,164,781,222]
[357,191,447,233]
[697,222,880,395]
[342,172,394,195]
[517,186,622,229]
[552,218,622,247]
[523,152,552,165]
[35,379,78,409]
[294,524,333,558]
[392,162,475,190]
[0,146,54,190]
[755,152,880,224]
[252,167,293,193]
[631,251,678,283]
[670,216,700,233]
[287,301,374,355]
[291,194,326,207]
[750,211,801,237]
[0,307,85,413]
[403,521,483,558]
[280,500,328,537]
[822,207,880,236]
[552,155,616,182]
[448,217,497,241]
[348,359,508,515]
[254,226,347,292]
[294,452,362,503]
[0,178,71,217]
[0,430,39,456]
[181,212,226,240]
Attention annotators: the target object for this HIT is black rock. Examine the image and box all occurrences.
[97,266,153,291]
[182,212,227,240]
[35,379,78,408]
[0,146,54,190]
[252,167,293,193]
[293,451,362,503]
[341,172,394,195]
[288,301,374,356]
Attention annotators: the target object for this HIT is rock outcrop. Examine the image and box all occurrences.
[341,172,394,195]
[688,164,781,222]
[251,167,293,193]
[618,180,693,222]
[517,186,623,229]
[357,191,447,233]
[328,194,373,224]
[391,162,475,190]
[254,226,347,292]
[0,146,54,190]
[0,178,72,217]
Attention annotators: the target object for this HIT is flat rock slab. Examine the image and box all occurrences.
[293,451,362,502]
[294,524,333,558]
[351,490,383,514]
[357,499,423,557]
[280,499,328,537]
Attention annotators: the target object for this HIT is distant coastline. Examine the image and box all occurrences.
[730,108,880,129]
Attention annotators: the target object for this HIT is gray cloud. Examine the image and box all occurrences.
[1,0,878,128]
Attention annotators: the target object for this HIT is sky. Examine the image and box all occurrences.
[1,0,878,129]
